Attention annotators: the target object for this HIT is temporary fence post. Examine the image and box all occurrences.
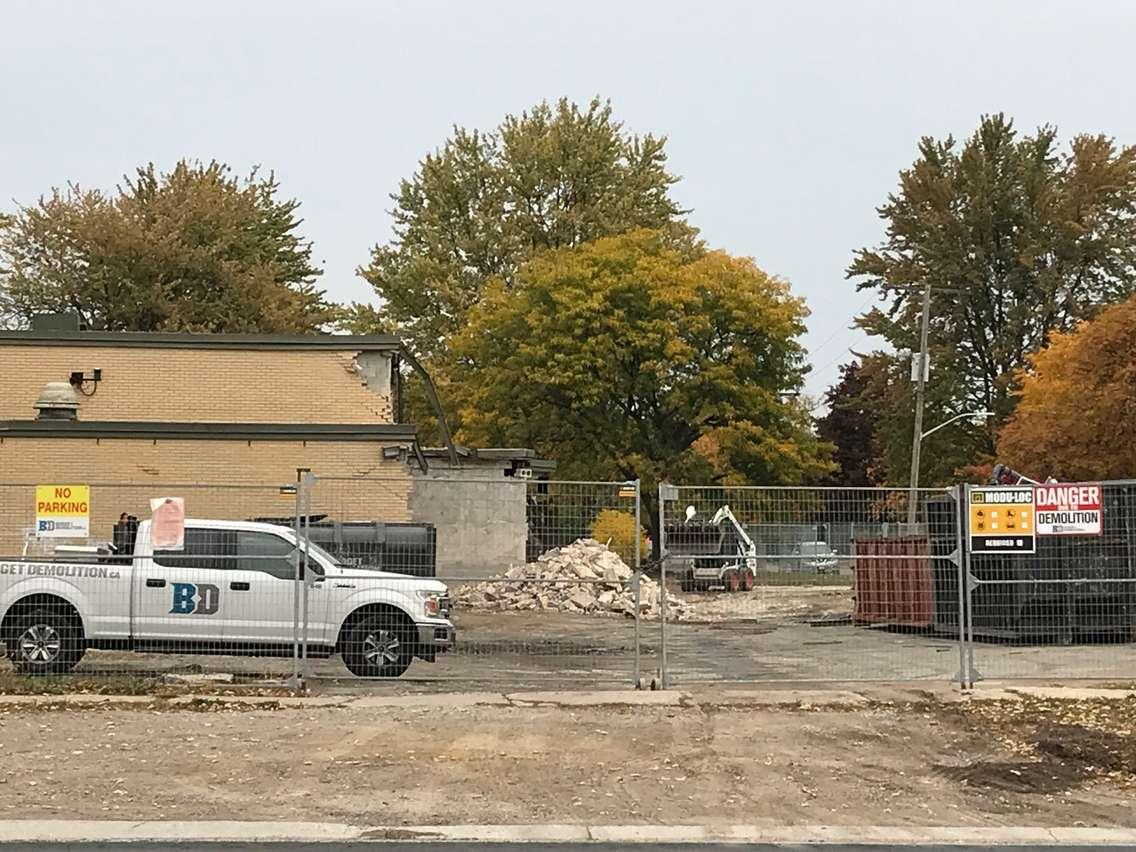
[292,469,304,692]
[952,484,969,688]
[962,483,978,687]
[658,482,669,689]
[301,471,314,684]
[633,479,642,689]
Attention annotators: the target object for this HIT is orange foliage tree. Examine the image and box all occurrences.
[997,295,1136,479]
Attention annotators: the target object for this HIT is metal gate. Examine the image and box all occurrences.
[961,480,1136,685]
[293,472,645,690]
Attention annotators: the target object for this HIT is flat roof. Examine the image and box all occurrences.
[0,420,417,442]
[420,446,538,459]
[0,330,402,352]
[419,446,556,470]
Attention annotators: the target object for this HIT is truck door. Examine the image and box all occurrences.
[133,526,237,645]
[220,530,309,647]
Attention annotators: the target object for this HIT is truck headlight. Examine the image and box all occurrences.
[416,590,442,617]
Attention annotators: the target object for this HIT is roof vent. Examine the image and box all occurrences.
[34,382,80,421]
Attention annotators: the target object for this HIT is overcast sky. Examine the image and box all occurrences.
[3,0,1135,402]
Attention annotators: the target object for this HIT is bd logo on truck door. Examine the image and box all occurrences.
[170,582,220,615]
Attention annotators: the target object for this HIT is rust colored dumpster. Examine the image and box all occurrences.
[853,536,933,628]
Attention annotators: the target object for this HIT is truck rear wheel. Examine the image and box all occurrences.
[725,570,741,593]
[8,608,84,676]
[343,610,415,678]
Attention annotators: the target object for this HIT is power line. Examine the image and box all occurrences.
[806,292,880,360]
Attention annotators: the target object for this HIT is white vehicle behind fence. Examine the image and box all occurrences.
[790,541,839,574]
[0,518,454,678]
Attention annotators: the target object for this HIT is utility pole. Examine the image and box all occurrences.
[906,281,932,528]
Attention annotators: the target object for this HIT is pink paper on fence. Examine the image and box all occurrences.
[149,496,186,550]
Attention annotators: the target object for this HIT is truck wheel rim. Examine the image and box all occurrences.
[362,630,400,665]
[19,624,61,663]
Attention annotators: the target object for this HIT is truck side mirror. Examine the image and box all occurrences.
[304,555,325,580]
[295,552,325,580]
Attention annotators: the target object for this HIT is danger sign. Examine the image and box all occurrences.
[1034,483,1102,536]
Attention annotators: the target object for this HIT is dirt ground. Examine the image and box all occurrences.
[683,583,853,622]
[0,695,1134,826]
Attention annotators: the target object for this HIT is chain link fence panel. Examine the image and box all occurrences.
[0,476,650,692]
[963,481,1136,684]
[657,484,966,685]
[0,480,312,689]
[16,472,1130,692]
[295,474,646,690]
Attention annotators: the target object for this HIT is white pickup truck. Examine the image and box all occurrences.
[0,518,455,678]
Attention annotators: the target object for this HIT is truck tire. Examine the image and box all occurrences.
[742,569,755,592]
[342,610,415,678]
[8,608,84,676]
[725,570,741,593]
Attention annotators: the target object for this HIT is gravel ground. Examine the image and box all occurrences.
[0,697,1134,826]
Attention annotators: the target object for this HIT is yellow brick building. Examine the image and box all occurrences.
[0,331,416,554]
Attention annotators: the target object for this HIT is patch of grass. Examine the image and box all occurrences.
[0,671,165,695]
[0,670,296,698]
[175,696,284,712]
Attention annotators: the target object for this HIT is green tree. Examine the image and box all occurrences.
[356,97,693,361]
[451,229,833,549]
[833,351,994,487]
[815,360,878,486]
[0,160,331,332]
[998,294,1136,480]
[848,114,1136,482]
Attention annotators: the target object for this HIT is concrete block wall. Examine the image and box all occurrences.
[408,469,528,579]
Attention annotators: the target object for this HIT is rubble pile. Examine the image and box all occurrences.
[454,538,691,620]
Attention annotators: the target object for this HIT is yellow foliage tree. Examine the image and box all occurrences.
[998,295,1136,479]
[590,509,649,568]
[451,229,833,554]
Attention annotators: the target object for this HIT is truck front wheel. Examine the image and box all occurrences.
[342,610,415,678]
[8,608,84,676]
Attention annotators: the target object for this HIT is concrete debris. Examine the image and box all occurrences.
[162,672,235,685]
[453,538,691,620]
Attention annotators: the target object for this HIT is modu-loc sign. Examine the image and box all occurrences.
[1034,483,1103,536]
[968,486,1036,554]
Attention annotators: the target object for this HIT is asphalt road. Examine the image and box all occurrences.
[1,844,1132,851]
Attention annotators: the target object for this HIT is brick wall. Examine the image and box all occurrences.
[0,437,411,555]
[0,344,394,423]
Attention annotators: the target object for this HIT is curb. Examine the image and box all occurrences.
[1,821,1135,845]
